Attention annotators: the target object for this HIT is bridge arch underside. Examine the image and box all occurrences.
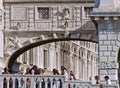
[7,21,98,71]
[8,37,98,71]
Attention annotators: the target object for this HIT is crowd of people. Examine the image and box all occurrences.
[2,65,112,88]
[2,65,76,80]
[2,65,76,88]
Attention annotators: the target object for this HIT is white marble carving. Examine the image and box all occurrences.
[10,22,21,30]
[5,36,19,50]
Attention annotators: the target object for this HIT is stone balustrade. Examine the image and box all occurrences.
[0,74,118,88]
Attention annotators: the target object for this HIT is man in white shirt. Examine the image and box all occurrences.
[104,76,112,85]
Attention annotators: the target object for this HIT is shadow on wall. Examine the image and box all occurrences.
[94,0,100,8]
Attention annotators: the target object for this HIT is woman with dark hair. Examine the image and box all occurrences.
[95,76,100,84]
[52,68,59,75]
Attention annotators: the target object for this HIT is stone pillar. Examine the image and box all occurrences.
[48,44,55,71]
[90,0,120,86]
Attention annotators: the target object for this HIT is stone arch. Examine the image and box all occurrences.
[8,38,98,72]
[7,21,98,72]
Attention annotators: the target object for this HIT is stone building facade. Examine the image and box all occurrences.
[0,0,6,71]
[90,0,120,85]
[2,0,98,81]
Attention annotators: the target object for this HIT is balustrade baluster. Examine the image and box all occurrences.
[7,77,9,88]
[45,80,47,88]
[24,78,26,88]
[0,77,3,88]
[50,80,52,88]
[12,77,15,88]
[30,76,35,88]
[18,77,21,88]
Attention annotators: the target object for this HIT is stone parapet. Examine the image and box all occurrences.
[3,0,94,3]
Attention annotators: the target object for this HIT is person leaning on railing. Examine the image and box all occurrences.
[61,66,68,80]
[2,67,10,88]
[69,71,76,80]
[95,76,100,84]
[2,67,10,74]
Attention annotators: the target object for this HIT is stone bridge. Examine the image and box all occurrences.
[5,21,98,71]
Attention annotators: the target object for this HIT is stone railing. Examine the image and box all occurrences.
[0,74,118,88]
[65,80,118,88]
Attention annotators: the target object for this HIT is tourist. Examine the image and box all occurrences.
[31,65,39,75]
[2,67,10,74]
[25,67,31,74]
[69,71,76,80]
[95,76,100,84]
[2,67,10,88]
[68,71,76,88]
[52,68,59,75]
[61,66,68,80]
[104,76,112,85]
[52,68,62,88]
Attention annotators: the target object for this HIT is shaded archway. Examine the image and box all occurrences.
[7,21,98,72]
[8,38,98,72]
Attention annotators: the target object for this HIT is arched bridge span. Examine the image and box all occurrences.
[7,21,98,71]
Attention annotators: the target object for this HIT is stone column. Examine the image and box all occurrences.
[90,0,120,85]
[48,44,55,71]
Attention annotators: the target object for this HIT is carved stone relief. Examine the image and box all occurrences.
[10,22,21,30]
[55,6,73,29]
[5,36,20,51]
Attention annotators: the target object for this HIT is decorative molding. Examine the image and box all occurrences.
[98,61,118,69]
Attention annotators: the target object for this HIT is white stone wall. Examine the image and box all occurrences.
[3,1,98,81]
[4,2,94,31]
[98,22,119,84]
[100,0,119,8]
[0,31,3,57]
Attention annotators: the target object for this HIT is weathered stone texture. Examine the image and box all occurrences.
[99,34,107,40]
